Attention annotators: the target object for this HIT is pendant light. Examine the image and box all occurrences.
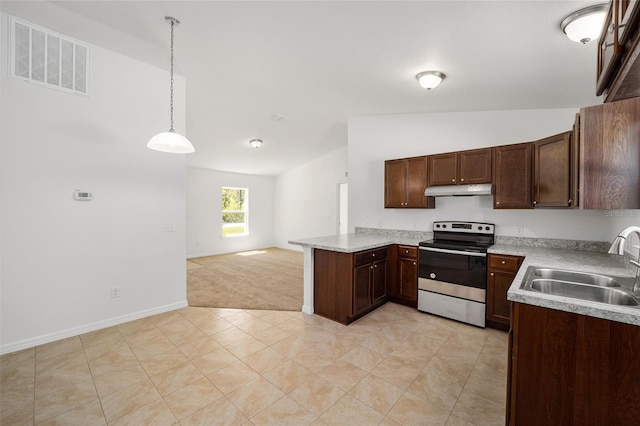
[147,17,195,153]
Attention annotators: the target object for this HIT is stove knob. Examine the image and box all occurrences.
[430,273,436,279]
[435,224,440,228]
[477,226,482,231]
[442,224,447,228]
[485,226,490,231]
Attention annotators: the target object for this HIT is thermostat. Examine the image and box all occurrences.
[73,190,93,201]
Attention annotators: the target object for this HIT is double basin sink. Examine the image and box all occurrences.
[520,267,639,307]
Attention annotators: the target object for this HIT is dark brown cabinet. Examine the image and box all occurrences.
[493,143,533,209]
[507,302,640,425]
[428,148,492,186]
[390,245,418,307]
[533,131,576,207]
[579,97,640,209]
[486,254,523,330]
[314,247,389,325]
[598,0,640,101]
[385,156,434,208]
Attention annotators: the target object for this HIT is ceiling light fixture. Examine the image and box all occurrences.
[147,17,195,154]
[416,71,446,90]
[249,139,263,148]
[560,4,607,44]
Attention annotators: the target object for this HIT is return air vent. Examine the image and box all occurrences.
[9,16,89,95]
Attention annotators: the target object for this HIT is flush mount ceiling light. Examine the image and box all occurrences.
[249,139,263,148]
[560,4,607,44]
[147,17,195,154]
[416,71,446,90]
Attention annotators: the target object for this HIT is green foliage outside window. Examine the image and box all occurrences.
[222,187,248,236]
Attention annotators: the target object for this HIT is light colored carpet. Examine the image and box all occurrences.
[187,247,304,311]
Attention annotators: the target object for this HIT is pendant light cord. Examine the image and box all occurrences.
[169,18,175,132]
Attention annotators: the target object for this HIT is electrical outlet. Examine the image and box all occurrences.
[516,226,524,235]
[110,287,120,298]
[164,223,176,232]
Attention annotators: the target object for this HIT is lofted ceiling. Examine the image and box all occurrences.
[3,1,603,175]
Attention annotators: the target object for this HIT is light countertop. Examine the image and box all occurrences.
[290,232,639,326]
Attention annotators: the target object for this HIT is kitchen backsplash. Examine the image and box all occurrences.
[355,227,610,253]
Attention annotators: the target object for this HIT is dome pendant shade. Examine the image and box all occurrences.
[147,16,194,154]
[147,130,195,153]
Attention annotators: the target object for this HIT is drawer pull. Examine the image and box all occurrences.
[501,260,506,264]
[413,262,416,266]
[490,272,494,276]
[372,253,376,257]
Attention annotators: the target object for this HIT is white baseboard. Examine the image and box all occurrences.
[0,300,188,355]
[302,305,314,315]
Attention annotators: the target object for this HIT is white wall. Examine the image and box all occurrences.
[347,109,623,242]
[0,11,188,353]
[274,146,348,250]
[187,168,275,257]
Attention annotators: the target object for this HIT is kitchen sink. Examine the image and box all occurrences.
[520,266,639,307]
[530,279,639,306]
[530,268,621,287]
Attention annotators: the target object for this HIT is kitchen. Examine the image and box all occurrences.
[2,0,640,424]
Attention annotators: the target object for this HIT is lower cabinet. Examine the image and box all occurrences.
[314,247,389,325]
[390,245,418,307]
[507,302,640,425]
[486,254,523,330]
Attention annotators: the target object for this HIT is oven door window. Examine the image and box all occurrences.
[419,250,487,289]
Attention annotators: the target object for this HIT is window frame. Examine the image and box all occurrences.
[221,186,249,238]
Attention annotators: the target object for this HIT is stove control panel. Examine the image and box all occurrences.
[433,221,494,235]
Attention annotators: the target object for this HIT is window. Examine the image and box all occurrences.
[222,187,248,237]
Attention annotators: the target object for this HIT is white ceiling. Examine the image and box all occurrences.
[4,1,603,175]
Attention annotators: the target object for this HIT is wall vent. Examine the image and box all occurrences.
[9,16,90,95]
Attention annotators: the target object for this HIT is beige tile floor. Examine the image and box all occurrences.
[0,303,508,425]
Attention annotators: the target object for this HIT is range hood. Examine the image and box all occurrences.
[424,183,493,197]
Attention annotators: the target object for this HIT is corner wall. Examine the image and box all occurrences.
[0,11,188,353]
[274,147,348,250]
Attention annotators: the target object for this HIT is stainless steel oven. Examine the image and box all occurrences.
[417,221,494,328]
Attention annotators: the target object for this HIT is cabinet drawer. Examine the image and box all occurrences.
[488,254,521,272]
[354,248,388,266]
[397,245,418,258]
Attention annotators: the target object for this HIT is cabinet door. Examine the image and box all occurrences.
[597,4,623,96]
[384,159,406,208]
[618,0,640,44]
[371,259,387,304]
[580,98,640,209]
[533,132,572,207]
[398,257,418,302]
[487,270,515,325]
[458,148,492,184]
[405,156,429,207]
[353,264,371,315]
[493,143,533,209]
[428,153,457,186]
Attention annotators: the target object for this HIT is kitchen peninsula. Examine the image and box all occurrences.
[290,228,638,323]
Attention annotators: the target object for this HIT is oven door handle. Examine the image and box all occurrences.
[419,246,487,257]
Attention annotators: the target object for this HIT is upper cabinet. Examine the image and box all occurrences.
[579,97,640,209]
[533,131,577,207]
[493,143,533,209]
[597,0,640,101]
[384,156,435,208]
[428,148,492,186]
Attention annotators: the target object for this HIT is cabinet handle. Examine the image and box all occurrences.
[451,178,456,182]
[413,262,416,265]
[374,264,378,268]
[608,23,615,34]
[568,199,572,205]
[501,260,506,264]
[372,253,376,257]
[405,250,409,254]
[496,201,500,205]
[490,272,494,276]
[460,178,465,182]
[533,200,537,205]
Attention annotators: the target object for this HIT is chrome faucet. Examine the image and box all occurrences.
[608,226,640,295]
